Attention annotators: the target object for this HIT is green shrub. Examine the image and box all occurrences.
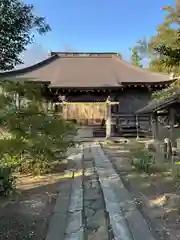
[172,162,180,183]
[18,156,53,176]
[0,81,77,177]
[0,166,15,196]
[132,149,154,173]
[19,159,47,175]
[1,154,21,169]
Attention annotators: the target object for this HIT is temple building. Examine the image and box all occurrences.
[0,52,174,137]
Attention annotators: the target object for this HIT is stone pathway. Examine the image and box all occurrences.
[64,145,84,240]
[83,142,110,240]
[92,141,155,240]
[46,141,156,240]
[91,142,133,240]
[75,127,93,141]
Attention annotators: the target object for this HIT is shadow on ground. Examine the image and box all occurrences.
[0,181,59,240]
[0,157,77,240]
[101,140,180,240]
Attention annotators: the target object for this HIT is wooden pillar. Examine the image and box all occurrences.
[63,101,68,120]
[45,99,50,112]
[106,97,111,139]
[45,100,48,112]
[169,108,175,147]
[50,101,54,111]
[154,113,158,139]
[15,93,21,110]
[151,114,155,139]
[136,115,139,140]
[151,112,158,140]
[91,102,94,125]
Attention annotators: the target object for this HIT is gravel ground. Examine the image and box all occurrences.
[0,173,66,240]
[101,140,180,240]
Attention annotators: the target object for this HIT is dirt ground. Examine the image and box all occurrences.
[101,139,180,240]
[0,161,72,240]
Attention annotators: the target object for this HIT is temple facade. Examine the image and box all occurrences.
[0,52,174,137]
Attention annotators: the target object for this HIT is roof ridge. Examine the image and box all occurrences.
[51,51,121,58]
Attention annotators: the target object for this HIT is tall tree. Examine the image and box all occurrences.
[146,2,180,100]
[153,3,180,70]
[130,2,180,100]
[136,3,180,74]
[0,0,50,71]
[130,46,142,67]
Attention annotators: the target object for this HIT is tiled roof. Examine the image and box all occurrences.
[136,93,180,114]
[0,52,172,87]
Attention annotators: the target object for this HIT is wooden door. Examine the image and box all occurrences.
[63,102,107,124]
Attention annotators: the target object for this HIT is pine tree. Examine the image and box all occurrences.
[130,47,142,67]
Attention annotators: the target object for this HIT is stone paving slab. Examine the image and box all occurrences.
[91,141,133,240]
[75,127,93,141]
[83,143,109,240]
[46,140,156,240]
[64,145,84,240]
[45,173,73,240]
[46,145,83,240]
[91,141,156,240]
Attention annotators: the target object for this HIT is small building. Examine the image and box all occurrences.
[0,52,174,137]
[136,93,180,144]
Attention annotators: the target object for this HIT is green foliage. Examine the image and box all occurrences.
[0,0,50,70]
[135,3,180,74]
[0,167,15,196]
[0,80,77,179]
[172,162,180,184]
[130,46,142,67]
[153,3,180,69]
[132,2,180,100]
[132,148,154,173]
[152,79,180,100]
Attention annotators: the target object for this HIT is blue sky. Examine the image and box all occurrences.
[22,0,174,66]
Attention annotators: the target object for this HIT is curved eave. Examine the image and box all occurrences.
[0,53,176,87]
[49,85,123,89]
[0,55,58,78]
[136,94,180,115]
[121,80,174,86]
[0,77,50,84]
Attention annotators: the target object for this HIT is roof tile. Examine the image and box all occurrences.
[0,53,171,87]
